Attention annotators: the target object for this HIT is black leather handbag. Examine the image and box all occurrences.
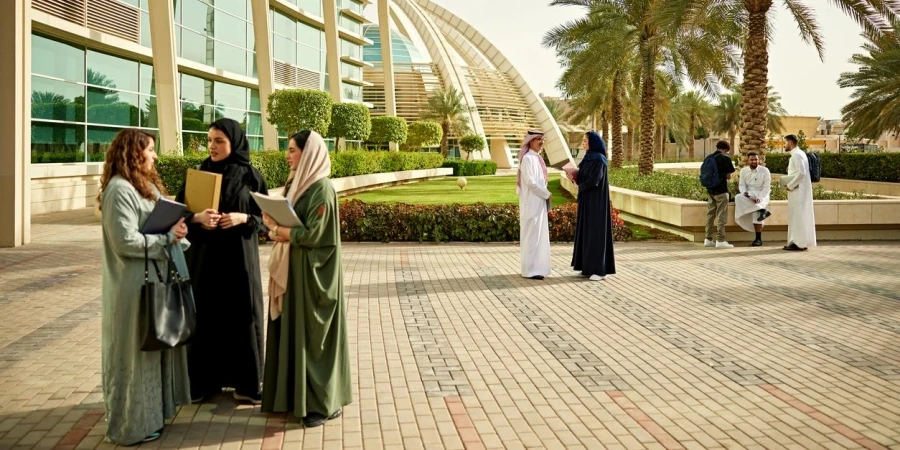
[139,234,197,351]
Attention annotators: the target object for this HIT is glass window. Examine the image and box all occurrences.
[342,83,361,101]
[119,0,139,7]
[214,9,247,47]
[140,95,158,128]
[297,22,321,47]
[86,126,124,162]
[217,107,247,123]
[32,34,85,82]
[273,35,296,65]
[248,136,263,151]
[342,62,361,80]
[273,10,295,38]
[215,41,247,75]
[341,39,360,59]
[181,28,215,67]
[212,0,246,19]
[140,64,155,95]
[31,77,85,122]
[297,0,321,16]
[141,11,151,47]
[181,74,213,105]
[175,26,182,57]
[182,0,213,34]
[181,102,214,129]
[31,122,84,164]
[297,44,321,71]
[87,51,139,92]
[247,112,263,136]
[87,88,139,126]
[340,16,361,35]
[250,89,261,111]
[214,82,247,110]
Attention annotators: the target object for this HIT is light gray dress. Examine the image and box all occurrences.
[100,176,191,445]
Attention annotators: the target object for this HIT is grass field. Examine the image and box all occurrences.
[345,175,573,206]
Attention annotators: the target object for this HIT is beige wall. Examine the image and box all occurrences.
[779,116,820,138]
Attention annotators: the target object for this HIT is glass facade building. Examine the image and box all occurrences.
[26,0,371,163]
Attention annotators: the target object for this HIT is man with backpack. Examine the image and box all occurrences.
[700,141,736,248]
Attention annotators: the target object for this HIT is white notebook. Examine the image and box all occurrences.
[250,193,302,227]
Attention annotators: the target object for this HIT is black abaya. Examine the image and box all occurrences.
[571,157,617,277]
[175,118,267,398]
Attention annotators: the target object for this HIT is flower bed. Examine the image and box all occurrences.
[157,150,445,193]
[608,169,874,202]
[338,200,632,243]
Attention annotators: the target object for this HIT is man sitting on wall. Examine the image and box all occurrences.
[735,152,772,246]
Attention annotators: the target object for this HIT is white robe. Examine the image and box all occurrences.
[786,148,817,248]
[517,150,552,277]
[735,165,771,232]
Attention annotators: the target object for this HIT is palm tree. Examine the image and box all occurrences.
[421,86,471,157]
[838,25,900,140]
[672,91,713,158]
[712,86,787,156]
[548,0,740,175]
[659,0,900,159]
[543,98,564,120]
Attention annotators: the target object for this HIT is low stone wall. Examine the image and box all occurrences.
[560,174,900,242]
[270,168,454,197]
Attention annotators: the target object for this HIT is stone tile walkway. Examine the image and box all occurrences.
[1,208,899,449]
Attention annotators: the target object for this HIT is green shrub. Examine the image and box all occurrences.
[441,160,498,176]
[250,151,291,188]
[339,200,631,243]
[459,134,487,160]
[764,152,900,182]
[266,89,332,136]
[330,151,444,179]
[609,168,874,201]
[403,121,442,151]
[328,103,371,147]
[368,116,408,148]
[156,153,206,194]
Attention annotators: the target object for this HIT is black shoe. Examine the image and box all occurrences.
[751,239,762,247]
[757,209,771,222]
[233,390,262,405]
[302,410,342,428]
[783,243,807,251]
[527,275,545,280]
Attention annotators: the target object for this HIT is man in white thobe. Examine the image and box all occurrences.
[735,152,772,246]
[782,134,817,251]
[517,130,552,279]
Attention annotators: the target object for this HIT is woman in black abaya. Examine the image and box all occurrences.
[175,118,267,403]
[571,131,616,281]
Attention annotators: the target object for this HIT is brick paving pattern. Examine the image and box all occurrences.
[0,208,899,449]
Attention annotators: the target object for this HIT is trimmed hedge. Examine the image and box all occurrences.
[368,116,408,148]
[266,89,332,136]
[441,160,498,176]
[403,120,442,151]
[339,200,631,243]
[157,150,445,193]
[764,152,900,182]
[328,102,372,144]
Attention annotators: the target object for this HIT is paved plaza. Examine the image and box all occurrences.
[1,209,900,450]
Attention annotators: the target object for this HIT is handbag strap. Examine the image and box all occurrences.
[143,234,164,282]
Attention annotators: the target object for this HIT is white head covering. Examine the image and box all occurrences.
[268,131,331,319]
[517,130,547,190]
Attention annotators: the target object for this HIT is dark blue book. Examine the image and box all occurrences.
[141,198,187,234]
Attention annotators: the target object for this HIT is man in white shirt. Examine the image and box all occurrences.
[783,134,817,251]
[516,130,552,279]
[735,152,772,246]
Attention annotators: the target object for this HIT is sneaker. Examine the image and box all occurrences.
[715,241,734,249]
[233,391,262,405]
[704,239,716,247]
[589,275,607,281]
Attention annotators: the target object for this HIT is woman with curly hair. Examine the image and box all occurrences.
[98,129,191,445]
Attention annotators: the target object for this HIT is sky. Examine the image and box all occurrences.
[366,0,871,120]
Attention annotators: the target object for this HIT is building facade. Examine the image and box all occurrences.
[0,0,569,247]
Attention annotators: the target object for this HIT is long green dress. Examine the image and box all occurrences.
[261,178,352,419]
[100,176,191,445]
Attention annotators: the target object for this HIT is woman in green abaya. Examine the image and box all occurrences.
[261,130,352,427]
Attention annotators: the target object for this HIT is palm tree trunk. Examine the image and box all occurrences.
[625,129,634,162]
[688,116,696,159]
[441,122,450,158]
[729,131,736,154]
[611,76,624,169]
[656,126,664,160]
[601,111,609,144]
[739,5,770,163]
[638,65,656,175]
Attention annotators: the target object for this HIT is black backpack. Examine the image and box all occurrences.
[807,152,821,182]
[700,153,722,189]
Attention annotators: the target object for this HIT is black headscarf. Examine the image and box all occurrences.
[199,118,263,211]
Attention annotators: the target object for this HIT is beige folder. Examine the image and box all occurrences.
[184,169,222,213]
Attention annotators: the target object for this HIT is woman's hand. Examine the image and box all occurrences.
[192,209,221,230]
[170,218,188,242]
[262,212,277,230]
[219,212,249,229]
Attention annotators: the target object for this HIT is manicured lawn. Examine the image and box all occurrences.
[346,175,573,206]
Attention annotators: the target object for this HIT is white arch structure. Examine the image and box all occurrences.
[381,0,571,168]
